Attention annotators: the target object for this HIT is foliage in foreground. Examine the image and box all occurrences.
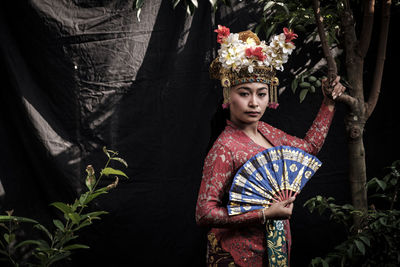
[0,147,128,266]
[304,160,400,267]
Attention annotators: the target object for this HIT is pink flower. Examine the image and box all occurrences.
[268,102,279,109]
[215,25,230,44]
[245,47,266,61]
[222,103,230,109]
[283,27,298,44]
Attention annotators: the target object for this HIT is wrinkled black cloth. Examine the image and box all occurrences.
[0,1,398,266]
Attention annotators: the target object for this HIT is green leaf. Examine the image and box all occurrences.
[383,173,391,183]
[341,204,354,210]
[255,23,263,35]
[265,23,277,40]
[379,217,387,226]
[35,239,50,249]
[67,213,81,225]
[110,157,128,168]
[3,233,9,243]
[299,89,308,103]
[83,191,108,205]
[276,2,289,15]
[299,82,311,88]
[0,215,38,224]
[375,179,387,191]
[321,258,329,267]
[53,219,64,231]
[310,257,318,266]
[15,239,42,249]
[366,177,377,189]
[264,1,276,11]
[51,202,73,215]
[369,193,388,199]
[34,251,48,262]
[347,244,354,258]
[291,78,298,93]
[61,234,78,245]
[81,211,108,220]
[72,220,92,231]
[103,146,111,158]
[358,236,370,247]
[8,233,15,244]
[46,251,71,266]
[101,167,128,179]
[303,198,316,212]
[79,192,90,205]
[354,239,365,255]
[63,244,90,251]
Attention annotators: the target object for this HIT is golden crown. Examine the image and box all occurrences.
[209,25,298,109]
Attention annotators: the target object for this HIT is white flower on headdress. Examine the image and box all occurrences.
[216,26,297,73]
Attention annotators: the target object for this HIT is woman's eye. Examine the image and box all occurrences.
[258,93,267,97]
[239,92,249,96]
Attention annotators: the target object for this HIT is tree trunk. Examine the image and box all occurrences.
[340,2,370,219]
[346,113,368,214]
[312,0,391,221]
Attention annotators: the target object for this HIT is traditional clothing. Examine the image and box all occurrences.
[195,101,335,267]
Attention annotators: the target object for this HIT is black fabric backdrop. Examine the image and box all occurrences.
[0,1,398,266]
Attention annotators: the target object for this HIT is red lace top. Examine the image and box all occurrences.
[195,102,335,267]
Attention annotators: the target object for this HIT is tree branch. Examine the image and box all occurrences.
[366,0,391,119]
[336,93,358,110]
[341,0,363,101]
[312,0,337,81]
[359,0,375,57]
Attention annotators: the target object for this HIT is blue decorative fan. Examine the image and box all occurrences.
[227,146,322,216]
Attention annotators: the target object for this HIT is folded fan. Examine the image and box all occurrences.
[227,146,322,216]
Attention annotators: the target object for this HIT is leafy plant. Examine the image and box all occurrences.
[304,160,400,267]
[0,147,128,266]
[255,0,345,103]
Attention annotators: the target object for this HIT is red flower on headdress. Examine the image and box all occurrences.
[215,25,230,44]
[283,27,298,44]
[245,47,266,61]
[268,102,279,109]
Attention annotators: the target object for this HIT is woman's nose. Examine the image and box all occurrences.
[249,94,258,107]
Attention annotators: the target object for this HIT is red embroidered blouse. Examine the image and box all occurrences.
[195,102,335,267]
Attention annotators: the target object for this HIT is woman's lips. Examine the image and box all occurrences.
[245,111,260,116]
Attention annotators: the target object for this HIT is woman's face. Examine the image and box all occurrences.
[229,82,269,125]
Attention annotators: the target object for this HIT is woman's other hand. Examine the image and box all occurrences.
[261,197,295,221]
[322,75,346,106]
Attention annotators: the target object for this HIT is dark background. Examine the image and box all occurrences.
[0,1,398,266]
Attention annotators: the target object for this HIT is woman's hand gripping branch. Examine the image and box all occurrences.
[322,75,347,107]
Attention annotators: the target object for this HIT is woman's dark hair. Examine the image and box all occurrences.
[207,102,230,151]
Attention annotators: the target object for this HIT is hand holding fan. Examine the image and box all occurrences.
[227,146,322,216]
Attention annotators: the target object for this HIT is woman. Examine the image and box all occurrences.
[195,26,345,267]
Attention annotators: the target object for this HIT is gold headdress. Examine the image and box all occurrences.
[210,25,298,109]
